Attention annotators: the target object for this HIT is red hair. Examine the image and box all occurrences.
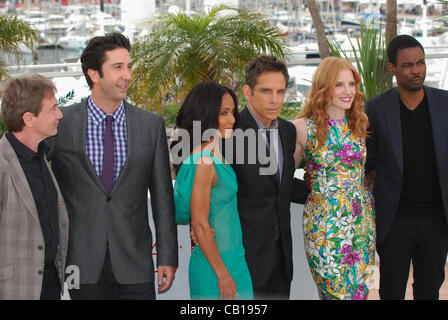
[299,56,369,146]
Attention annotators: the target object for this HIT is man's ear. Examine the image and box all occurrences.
[242,84,253,100]
[22,112,35,128]
[388,63,396,77]
[87,68,100,85]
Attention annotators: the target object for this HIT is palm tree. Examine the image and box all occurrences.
[129,5,289,113]
[385,0,397,89]
[0,12,40,81]
[305,0,330,59]
[385,0,397,44]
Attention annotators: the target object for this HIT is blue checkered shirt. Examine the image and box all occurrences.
[86,97,127,183]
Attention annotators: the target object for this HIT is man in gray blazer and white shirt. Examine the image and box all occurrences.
[47,33,178,299]
[0,73,68,300]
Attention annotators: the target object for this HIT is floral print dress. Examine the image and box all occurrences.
[302,117,376,300]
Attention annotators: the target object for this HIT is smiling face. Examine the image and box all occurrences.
[29,92,63,140]
[217,92,236,139]
[243,71,287,128]
[327,69,357,118]
[389,46,426,92]
[88,47,131,110]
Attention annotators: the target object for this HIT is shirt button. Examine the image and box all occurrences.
[38,270,43,275]
[38,245,44,250]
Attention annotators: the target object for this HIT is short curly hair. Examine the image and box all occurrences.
[387,34,425,66]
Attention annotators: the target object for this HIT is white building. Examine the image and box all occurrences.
[203,0,239,11]
[121,0,156,40]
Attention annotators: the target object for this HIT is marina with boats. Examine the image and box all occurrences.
[1,0,448,105]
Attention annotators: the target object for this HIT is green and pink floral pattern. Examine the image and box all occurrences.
[302,117,376,300]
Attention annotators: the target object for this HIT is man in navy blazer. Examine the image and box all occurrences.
[366,35,448,300]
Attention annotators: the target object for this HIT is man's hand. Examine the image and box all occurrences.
[158,266,175,293]
[365,171,376,192]
[304,169,313,191]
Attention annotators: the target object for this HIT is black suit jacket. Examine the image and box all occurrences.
[366,86,448,245]
[229,107,304,287]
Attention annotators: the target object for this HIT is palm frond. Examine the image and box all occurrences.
[329,23,390,100]
[0,13,40,80]
[129,5,289,113]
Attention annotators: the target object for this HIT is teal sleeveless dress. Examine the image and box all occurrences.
[174,151,253,300]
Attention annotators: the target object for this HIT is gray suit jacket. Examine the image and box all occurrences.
[366,86,448,245]
[47,100,178,285]
[0,135,69,299]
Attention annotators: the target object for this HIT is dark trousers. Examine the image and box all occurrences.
[377,213,448,300]
[68,249,155,300]
[40,262,61,300]
[253,239,291,300]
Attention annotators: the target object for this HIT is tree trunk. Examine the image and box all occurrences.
[305,0,330,59]
[385,0,397,45]
[385,0,397,89]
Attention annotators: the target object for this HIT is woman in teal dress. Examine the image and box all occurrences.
[172,82,253,300]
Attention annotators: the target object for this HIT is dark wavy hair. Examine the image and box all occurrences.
[171,82,239,173]
[81,32,131,89]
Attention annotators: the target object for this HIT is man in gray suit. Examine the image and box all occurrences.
[366,35,448,299]
[0,73,68,299]
[48,33,178,299]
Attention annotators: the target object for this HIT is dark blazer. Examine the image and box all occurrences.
[47,100,178,285]
[230,107,299,287]
[366,86,448,245]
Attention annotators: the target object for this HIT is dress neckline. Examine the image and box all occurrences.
[327,117,347,127]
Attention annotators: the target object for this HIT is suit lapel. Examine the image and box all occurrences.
[239,107,280,189]
[384,88,404,175]
[113,101,133,190]
[278,119,290,191]
[239,107,257,130]
[76,101,106,192]
[0,136,40,224]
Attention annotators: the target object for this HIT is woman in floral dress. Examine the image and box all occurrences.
[293,57,375,300]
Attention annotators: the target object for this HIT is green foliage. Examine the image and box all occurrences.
[57,90,76,107]
[328,23,391,100]
[0,116,6,137]
[0,13,40,81]
[162,102,181,127]
[129,5,289,114]
[280,101,303,120]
